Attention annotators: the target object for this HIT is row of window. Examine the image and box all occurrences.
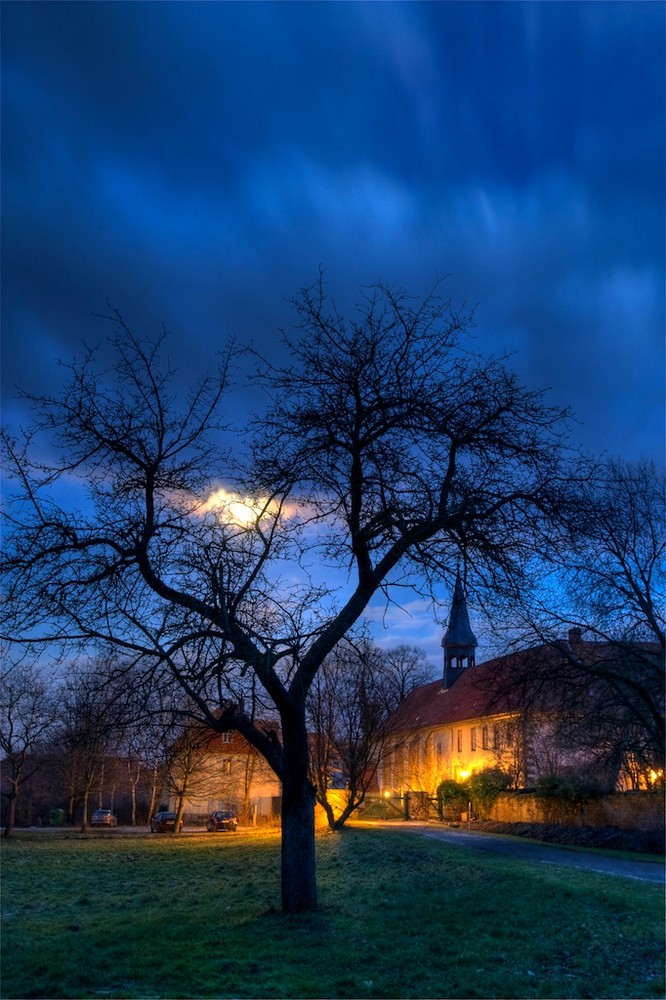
[458,725,497,753]
[433,725,502,757]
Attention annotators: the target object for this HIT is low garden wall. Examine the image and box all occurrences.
[488,791,665,833]
[344,790,664,841]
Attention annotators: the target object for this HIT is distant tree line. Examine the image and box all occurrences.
[1,639,434,836]
[1,657,176,833]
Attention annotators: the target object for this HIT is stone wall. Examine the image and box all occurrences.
[488,792,665,833]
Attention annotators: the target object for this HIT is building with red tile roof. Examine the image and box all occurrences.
[379,577,663,796]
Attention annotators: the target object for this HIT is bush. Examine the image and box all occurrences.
[466,768,511,817]
[535,770,607,824]
[535,771,606,804]
[437,779,467,804]
[436,779,468,818]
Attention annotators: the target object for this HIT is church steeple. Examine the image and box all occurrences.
[441,572,477,689]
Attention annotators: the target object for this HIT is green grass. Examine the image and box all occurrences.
[1,827,663,999]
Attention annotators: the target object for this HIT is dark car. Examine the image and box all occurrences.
[90,808,117,827]
[206,810,238,832]
[150,811,178,833]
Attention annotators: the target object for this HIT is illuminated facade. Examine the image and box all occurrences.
[169,729,281,822]
[379,663,526,796]
[380,574,526,795]
[379,576,662,796]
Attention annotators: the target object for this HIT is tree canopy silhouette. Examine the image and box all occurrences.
[1,277,585,911]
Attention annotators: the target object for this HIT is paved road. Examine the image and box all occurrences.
[353,820,666,885]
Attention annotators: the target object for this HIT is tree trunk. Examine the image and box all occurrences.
[81,789,90,831]
[148,760,159,821]
[130,780,137,827]
[3,792,17,837]
[332,790,365,830]
[174,792,186,834]
[280,718,317,913]
[242,755,256,821]
[316,791,337,831]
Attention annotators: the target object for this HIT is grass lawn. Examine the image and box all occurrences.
[1,826,663,999]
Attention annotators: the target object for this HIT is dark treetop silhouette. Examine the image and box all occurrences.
[1,278,586,911]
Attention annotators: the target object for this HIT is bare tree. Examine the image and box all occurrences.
[120,716,159,827]
[493,459,665,786]
[159,718,214,832]
[111,665,174,827]
[308,641,433,829]
[1,278,583,910]
[573,459,664,650]
[0,659,58,835]
[382,645,437,703]
[54,661,127,830]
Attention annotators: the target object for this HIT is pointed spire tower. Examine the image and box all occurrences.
[441,572,477,689]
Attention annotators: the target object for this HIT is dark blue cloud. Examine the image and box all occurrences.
[1,0,664,466]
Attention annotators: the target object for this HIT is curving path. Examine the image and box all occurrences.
[353,820,666,885]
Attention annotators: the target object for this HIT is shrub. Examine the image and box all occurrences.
[436,779,468,818]
[535,770,607,824]
[535,771,606,804]
[466,768,511,817]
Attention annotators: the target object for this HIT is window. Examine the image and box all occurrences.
[456,729,463,752]
[222,758,232,774]
[221,732,232,743]
[471,727,477,751]
[435,740,442,759]
[482,726,490,750]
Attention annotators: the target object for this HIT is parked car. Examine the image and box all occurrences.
[90,809,117,827]
[150,811,179,833]
[206,810,238,832]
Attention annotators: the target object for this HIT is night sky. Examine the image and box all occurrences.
[1,1,664,659]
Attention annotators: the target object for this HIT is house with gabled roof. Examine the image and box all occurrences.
[167,726,282,824]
